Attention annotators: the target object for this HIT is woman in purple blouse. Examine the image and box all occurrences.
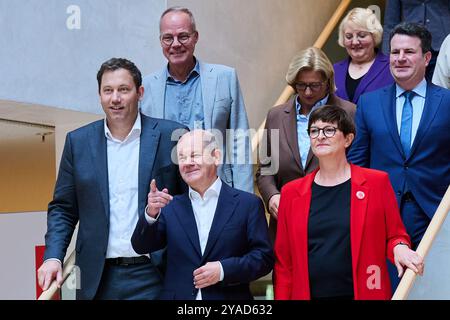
[334,7,394,104]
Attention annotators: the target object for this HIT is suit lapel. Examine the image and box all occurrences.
[349,165,369,273]
[88,121,110,218]
[381,85,404,156]
[201,183,238,261]
[335,59,350,101]
[292,172,314,286]
[149,69,166,119]
[173,193,202,258]
[282,98,302,170]
[200,62,216,129]
[138,115,160,216]
[408,84,442,159]
[354,52,387,102]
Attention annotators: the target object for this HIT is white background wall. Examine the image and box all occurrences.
[0,212,47,299]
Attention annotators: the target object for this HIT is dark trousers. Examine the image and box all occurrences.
[388,195,431,294]
[94,260,163,300]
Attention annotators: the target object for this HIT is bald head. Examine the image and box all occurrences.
[177,130,221,196]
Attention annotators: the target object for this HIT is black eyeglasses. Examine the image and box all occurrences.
[308,126,338,138]
[160,32,195,46]
[295,82,325,92]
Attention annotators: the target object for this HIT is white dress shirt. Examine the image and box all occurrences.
[105,113,142,258]
[146,177,224,299]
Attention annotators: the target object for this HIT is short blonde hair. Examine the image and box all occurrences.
[338,7,383,47]
[285,47,336,94]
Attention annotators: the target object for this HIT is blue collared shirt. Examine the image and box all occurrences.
[295,94,329,169]
[164,59,204,129]
[395,79,427,147]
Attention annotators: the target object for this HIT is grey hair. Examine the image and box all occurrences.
[160,6,197,33]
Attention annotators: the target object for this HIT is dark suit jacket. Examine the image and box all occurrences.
[348,83,450,219]
[43,113,187,300]
[382,0,450,53]
[334,50,394,104]
[131,182,274,300]
[255,94,355,238]
[274,165,410,300]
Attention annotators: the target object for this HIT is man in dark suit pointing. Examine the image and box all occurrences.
[132,129,273,300]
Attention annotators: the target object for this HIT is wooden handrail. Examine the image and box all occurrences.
[37,250,76,300]
[392,185,450,300]
[251,0,352,153]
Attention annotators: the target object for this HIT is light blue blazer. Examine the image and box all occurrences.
[140,60,253,193]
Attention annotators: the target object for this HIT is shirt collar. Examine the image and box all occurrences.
[295,94,329,116]
[189,177,222,201]
[104,112,141,142]
[395,78,427,99]
[166,57,200,83]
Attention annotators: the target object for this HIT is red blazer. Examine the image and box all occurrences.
[274,164,410,300]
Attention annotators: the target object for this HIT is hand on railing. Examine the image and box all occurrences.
[38,260,63,291]
[37,251,76,300]
[393,185,450,300]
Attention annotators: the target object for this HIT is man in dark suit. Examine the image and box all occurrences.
[132,130,273,300]
[37,58,187,299]
[382,0,450,81]
[348,23,450,289]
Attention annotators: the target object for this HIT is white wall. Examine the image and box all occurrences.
[407,211,450,300]
[0,212,47,299]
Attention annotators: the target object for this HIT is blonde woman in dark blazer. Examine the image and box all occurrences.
[256,47,355,240]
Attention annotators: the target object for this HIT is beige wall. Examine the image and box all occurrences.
[0,122,55,213]
[168,0,341,130]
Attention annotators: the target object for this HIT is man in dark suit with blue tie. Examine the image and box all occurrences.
[37,58,187,299]
[132,130,273,300]
[348,22,450,290]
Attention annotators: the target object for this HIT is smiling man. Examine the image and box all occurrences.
[38,58,187,299]
[140,6,253,194]
[348,22,450,292]
[131,130,273,300]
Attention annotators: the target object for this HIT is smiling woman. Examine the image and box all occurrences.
[333,7,394,103]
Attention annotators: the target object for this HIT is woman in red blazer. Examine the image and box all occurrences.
[274,105,424,300]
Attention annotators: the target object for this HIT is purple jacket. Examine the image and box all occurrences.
[334,51,394,104]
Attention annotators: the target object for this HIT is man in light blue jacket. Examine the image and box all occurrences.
[141,6,253,193]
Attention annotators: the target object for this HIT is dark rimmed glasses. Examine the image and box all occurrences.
[295,81,325,92]
[308,126,338,138]
[160,32,195,46]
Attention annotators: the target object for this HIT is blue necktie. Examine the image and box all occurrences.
[400,91,413,157]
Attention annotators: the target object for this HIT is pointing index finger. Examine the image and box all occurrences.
[150,179,157,193]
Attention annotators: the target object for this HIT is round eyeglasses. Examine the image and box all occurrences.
[295,82,325,92]
[308,126,338,138]
[160,32,195,46]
